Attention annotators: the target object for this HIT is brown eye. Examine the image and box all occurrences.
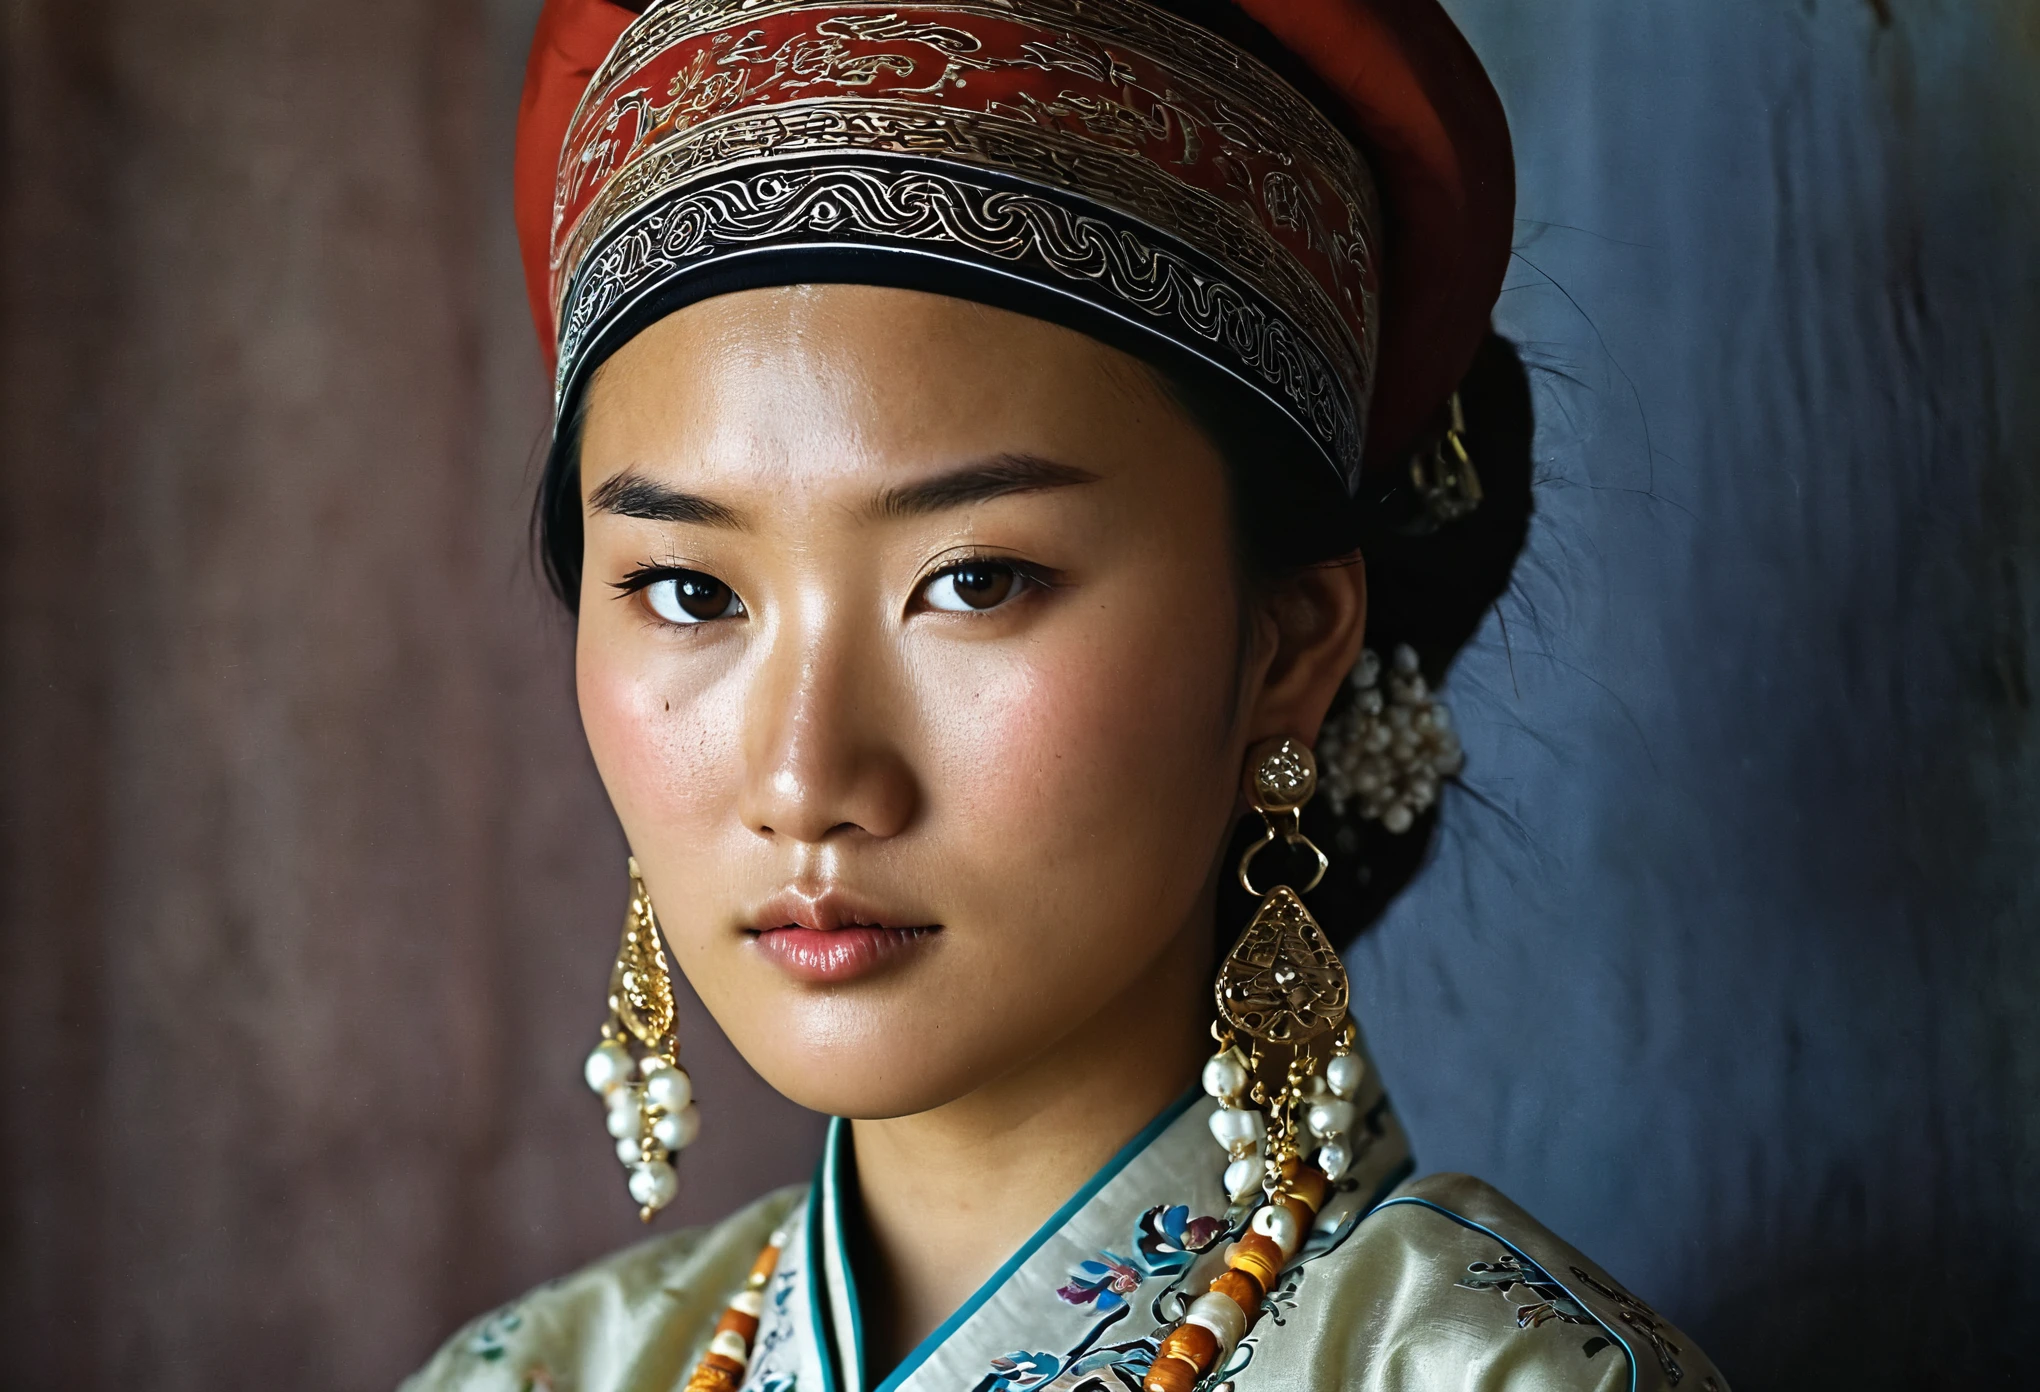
[924,562,1021,612]
[644,572,743,625]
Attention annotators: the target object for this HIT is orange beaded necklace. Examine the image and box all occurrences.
[1139,1160,1332,1392]
[683,1230,786,1392]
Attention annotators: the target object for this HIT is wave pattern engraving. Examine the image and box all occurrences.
[560,161,1361,481]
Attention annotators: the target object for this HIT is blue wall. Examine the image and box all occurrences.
[1359,3,2040,1383]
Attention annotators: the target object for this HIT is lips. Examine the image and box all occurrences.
[746,891,941,984]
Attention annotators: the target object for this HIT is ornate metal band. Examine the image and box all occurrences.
[553,0,1383,488]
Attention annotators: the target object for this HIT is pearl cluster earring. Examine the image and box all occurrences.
[1317,644,1464,833]
[1202,1021,1365,1197]
[1303,1035,1367,1182]
[583,859,700,1220]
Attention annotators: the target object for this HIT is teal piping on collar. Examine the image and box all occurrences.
[845,1084,1204,1392]
[821,1118,869,1392]
[1369,1196,1640,1392]
[803,1157,842,1392]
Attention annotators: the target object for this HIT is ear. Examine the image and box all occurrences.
[1241,557,1368,746]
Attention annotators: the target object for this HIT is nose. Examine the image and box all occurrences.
[736,600,919,845]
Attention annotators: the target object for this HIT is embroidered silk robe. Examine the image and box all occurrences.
[404,1085,1726,1392]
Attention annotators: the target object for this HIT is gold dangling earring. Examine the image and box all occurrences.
[1145,739,1364,1392]
[1202,737,1360,1201]
[581,857,699,1220]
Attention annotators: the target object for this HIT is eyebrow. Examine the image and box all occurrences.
[587,470,745,528]
[870,454,1098,519]
[586,453,1097,528]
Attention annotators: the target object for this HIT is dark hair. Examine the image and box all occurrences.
[1199,333,1536,947]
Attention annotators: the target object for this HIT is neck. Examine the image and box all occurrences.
[845,909,1212,1380]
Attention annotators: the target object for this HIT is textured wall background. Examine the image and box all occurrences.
[1371,1,2040,1385]
[1,2,2033,1390]
[0,3,823,1389]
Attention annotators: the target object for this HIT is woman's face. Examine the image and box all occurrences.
[576,285,1355,1119]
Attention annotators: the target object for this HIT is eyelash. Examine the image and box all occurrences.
[613,563,701,597]
[609,555,1059,618]
[918,553,1058,608]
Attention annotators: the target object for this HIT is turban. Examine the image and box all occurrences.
[515,0,1512,491]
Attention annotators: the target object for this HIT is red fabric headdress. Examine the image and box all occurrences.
[515,0,1511,481]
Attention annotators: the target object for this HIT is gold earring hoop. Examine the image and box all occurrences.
[581,857,700,1221]
[1218,738,1348,1043]
[1235,739,1331,898]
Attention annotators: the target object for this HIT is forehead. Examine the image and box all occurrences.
[578,285,1194,496]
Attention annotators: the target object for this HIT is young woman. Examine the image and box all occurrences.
[407,1,1728,1388]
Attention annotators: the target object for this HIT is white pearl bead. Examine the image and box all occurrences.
[615,1137,642,1165]
[628,1158,678,1210]
[1224,1156,1262,1203]
[652,1103,701,1152]
[1208,1106,1266,1153]
[1308,1098,1357,1139]
[605,1089,643,1140]
[1325,1054,1366,1099]
[1201,1052,1248,1100]
[1383,804,1415,834]
[645,1066,692,1113]
[1185,1290,1248,1356]
[1317,1140,1352,1181]
[1251,1202,1302,1259]
[584,1041,634,1095]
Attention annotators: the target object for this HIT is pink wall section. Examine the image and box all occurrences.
[0,3,822,1388]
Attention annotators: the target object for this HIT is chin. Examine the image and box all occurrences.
[692,942,1081,1120]
[734,1008,1014,1120]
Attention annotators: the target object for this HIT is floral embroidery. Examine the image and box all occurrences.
[978,1350,1063,1390]
[1457,1252,1697,1378]
[1136,1204,1227,1274]
[1457,1254,1594,1330]
[465,1305,524,1361]
[1057,1257,1143,1311]
[985,1202,1228,1390]
[1056,1204,1225,1311]
[1569,1266,1687,1385]
[742,1248,803,1392]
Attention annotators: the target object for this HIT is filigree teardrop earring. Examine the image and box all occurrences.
[581,857,700,1221]
[1203,737,1359,1197]
[1144,738,1364,1392]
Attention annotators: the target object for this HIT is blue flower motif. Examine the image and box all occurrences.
[1056,1253,1142,1310]
[1135,1203,1228,1275]
[465,1306,523,1362]
[983,1350,1062,1390]
[1055,1202,1227,1311]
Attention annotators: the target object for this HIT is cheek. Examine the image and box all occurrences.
[575,618,741,850]
[916,584,1244,916]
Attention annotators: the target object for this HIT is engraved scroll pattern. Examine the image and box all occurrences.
[557,100,1369,394]
[553,1,1382,404]
[1214,885,1351,1043]
[557,161,1362,478]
